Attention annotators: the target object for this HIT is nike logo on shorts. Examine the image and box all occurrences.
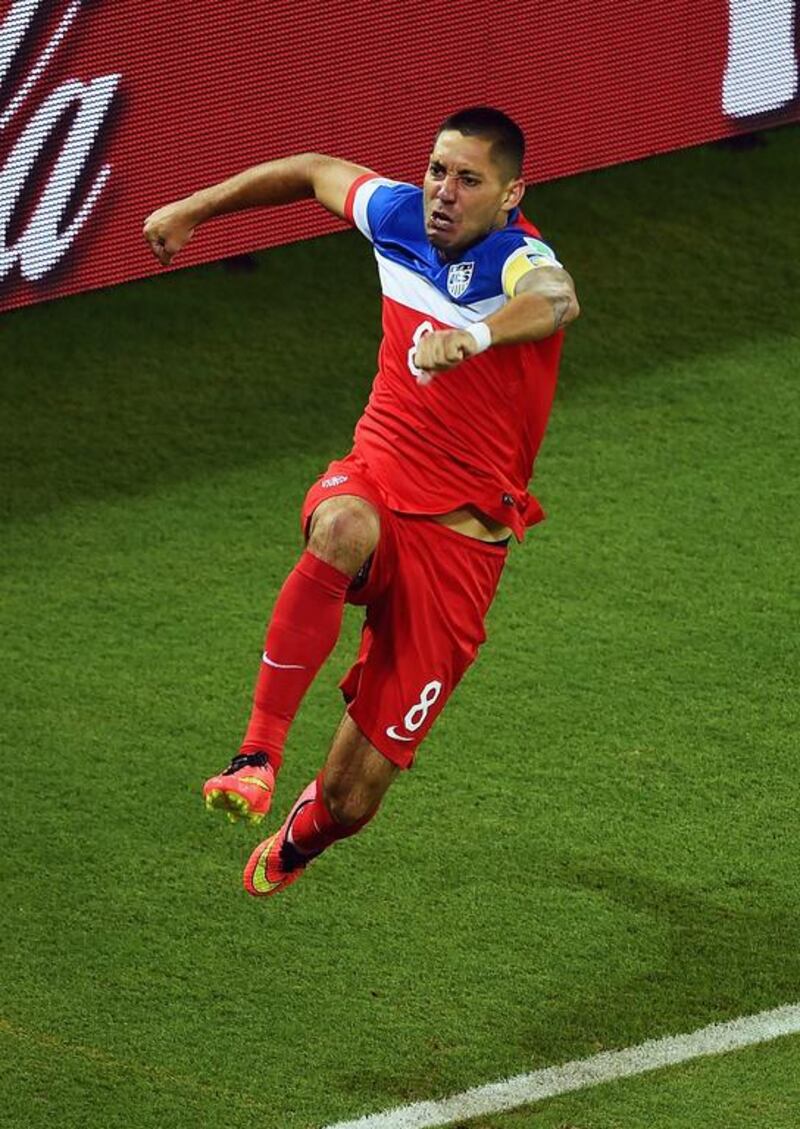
[385,725,413,742]
[262,650,307,670]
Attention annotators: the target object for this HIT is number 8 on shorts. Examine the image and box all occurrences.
[404,680,443,732]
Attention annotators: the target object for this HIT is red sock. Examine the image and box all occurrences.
[239,551,352,769]
[289,772,378,855]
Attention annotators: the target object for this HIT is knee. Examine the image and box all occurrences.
[308,499,379,573]
[322,775,376,827]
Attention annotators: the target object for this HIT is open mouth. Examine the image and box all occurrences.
[429,209,456,232]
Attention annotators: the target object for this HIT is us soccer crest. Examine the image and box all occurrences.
[447,261,474,299]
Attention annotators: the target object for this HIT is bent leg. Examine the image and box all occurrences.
[307,495,380,576]
[321,710,399,820]
[245,516,507,886]
[242,711,398,897]
[239,496,379,770]
[287,712,399,854]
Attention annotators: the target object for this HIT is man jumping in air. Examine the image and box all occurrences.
[143,106,580,897]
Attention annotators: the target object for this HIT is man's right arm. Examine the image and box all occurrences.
[143,154,374,266]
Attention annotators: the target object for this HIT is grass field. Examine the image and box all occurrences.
[2,126,798,1129]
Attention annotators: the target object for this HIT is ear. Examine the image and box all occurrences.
[501,177,525,213]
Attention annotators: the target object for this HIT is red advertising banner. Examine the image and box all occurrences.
[0,0,797,314]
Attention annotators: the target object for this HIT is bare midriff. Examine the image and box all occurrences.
[433,505,512,543]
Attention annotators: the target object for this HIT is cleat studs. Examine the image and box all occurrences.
[203,779,271,823]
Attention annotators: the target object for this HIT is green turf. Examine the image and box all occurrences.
[1,125,798,1129]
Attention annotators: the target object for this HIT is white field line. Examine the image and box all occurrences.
[323,1002,800,1129]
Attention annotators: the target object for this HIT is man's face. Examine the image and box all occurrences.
[423,130,523,258]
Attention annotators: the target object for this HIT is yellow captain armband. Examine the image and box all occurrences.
[501,239,563,298]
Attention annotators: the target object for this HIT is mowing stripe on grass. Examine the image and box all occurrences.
[324,1003,800,1129]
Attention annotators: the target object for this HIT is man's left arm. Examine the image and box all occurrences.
[413,266,579,377]
[485,265,580,344]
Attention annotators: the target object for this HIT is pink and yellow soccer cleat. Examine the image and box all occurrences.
[203,752,275,824]
[243,780,319,896]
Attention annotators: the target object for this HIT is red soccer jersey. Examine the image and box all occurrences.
[344,174,566,540]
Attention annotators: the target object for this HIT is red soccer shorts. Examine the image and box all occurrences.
[301,452,508,769]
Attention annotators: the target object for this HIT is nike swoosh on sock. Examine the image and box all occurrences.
[262,650,307,670]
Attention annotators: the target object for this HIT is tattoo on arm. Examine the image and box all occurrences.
[551,292,573,331]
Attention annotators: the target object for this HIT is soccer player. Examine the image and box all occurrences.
[143,107,579,897]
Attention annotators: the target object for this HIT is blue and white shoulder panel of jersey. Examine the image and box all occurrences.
[349,177,413,241]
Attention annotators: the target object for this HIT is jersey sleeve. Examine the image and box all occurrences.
[501,235,564,298]
[344,175,416,242]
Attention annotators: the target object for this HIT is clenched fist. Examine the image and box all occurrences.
[412,328,482,384]
[142,199,199,266]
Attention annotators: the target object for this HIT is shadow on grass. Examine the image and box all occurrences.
[519,857,800,1063]
[1,126,797,521]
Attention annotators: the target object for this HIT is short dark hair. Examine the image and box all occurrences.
[436,106,525,178]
